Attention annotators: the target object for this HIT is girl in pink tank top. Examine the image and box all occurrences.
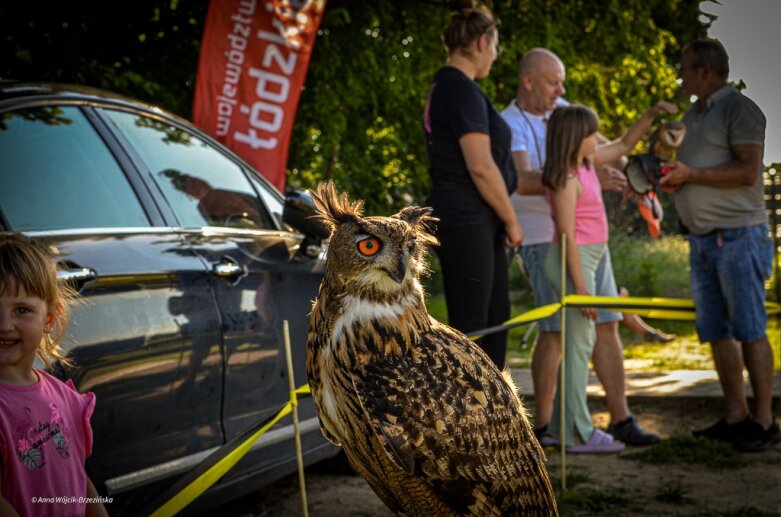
[542,102,676,319]
[538,102,676,452]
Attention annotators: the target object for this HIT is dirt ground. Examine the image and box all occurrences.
[221,397,781,516]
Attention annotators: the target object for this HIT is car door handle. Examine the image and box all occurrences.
[57,267,98,291]
[212,257,246,282]
[58,267,98,283]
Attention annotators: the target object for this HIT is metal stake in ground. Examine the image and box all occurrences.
[559,234,568,491]
[284,320,309,517]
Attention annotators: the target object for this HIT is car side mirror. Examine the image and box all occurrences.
[283,189,330,257]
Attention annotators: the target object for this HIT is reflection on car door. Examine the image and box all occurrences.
[41,232,225,496]
[0,105,226,506]
[184,226,325,481]
[100,108,328,483]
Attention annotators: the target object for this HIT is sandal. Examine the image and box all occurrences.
[567,429,625,454]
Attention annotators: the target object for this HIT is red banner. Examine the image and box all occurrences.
[193,0,326,192]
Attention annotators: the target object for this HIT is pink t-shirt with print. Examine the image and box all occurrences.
[0,369,95,517]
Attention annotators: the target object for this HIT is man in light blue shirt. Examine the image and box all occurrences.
[502,48,659,447]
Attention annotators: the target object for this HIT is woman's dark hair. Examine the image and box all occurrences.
[542,105,599,191]
[443,0,498,53]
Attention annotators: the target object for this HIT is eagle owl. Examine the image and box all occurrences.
[648,120,686,161]
[306,182,557,516]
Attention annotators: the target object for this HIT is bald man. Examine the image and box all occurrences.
[501,48,659,446]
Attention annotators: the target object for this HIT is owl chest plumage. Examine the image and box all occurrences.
[306,290,428,444]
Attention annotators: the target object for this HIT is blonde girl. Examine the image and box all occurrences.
[0,232,108,516]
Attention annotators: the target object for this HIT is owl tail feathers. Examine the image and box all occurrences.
[310,181,365,231]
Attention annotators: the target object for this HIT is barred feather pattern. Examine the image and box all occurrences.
[306,182,558,516]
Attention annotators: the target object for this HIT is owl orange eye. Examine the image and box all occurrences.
[357,237,382,257]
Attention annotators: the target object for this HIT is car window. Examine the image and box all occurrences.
[0,106,151,231]
[102,109,275,231]
[248,175,284,229]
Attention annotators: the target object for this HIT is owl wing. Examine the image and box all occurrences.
[350,321,555,513]
[311,398,342,446]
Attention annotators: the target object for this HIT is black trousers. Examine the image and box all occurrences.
[436,221,510,369]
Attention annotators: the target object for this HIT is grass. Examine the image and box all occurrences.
[424,292,448,324]
[608,234,691,299]
[698,508,780,517]
[426,290,714,371]
[423,230,781,371]
[654,479,691,505]
[558,486,643,514]
[620,323,712,370]
[426,293,781,371]
[548,467,591,490]
[622,434,746,469]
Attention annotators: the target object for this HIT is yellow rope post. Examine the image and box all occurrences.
[283,320,309,517]
[559,234,567,491]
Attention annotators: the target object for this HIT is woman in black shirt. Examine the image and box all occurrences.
[423,0,523,368]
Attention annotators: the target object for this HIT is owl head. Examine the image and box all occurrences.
[649,120,686,160]
[310,182,439,293]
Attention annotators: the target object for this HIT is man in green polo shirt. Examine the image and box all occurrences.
[661,38,779,452]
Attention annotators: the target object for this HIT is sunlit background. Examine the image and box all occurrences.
[705,0,780,164]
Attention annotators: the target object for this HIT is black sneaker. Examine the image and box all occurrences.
[733,421,781,452]
[533,424,548,440]
[607,415,660,446]
[693,416,752,443]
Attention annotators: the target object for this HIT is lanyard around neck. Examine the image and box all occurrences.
[516,101,544,165]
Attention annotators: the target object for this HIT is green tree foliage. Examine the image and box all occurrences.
[287,2,451,213]
[0,0,708,217]
[290,0,708,215]
[0,2,206,117]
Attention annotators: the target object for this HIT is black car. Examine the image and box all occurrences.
[0,81,337,514]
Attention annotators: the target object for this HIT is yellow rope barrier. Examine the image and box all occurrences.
[147,385,311,517]
[146,283,780,513]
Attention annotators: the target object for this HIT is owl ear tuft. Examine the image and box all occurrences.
[310,181,364,231]
[394,206,439,247]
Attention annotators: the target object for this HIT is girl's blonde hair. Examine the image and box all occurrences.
[0,232,77,366]
[542,105,600,191]
[443,0,499,54]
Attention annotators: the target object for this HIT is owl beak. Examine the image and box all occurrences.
[388,255,407,284]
